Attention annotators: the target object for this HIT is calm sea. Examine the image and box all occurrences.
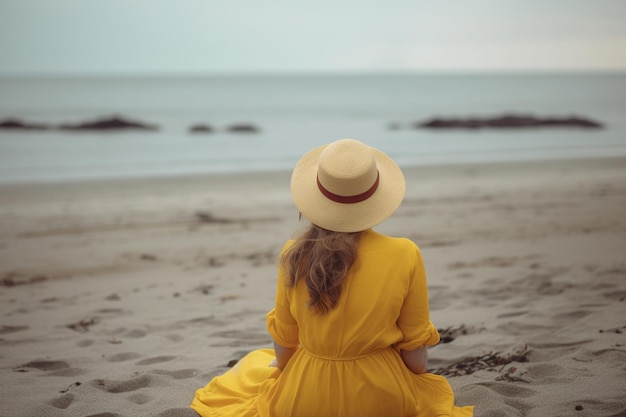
[0,73,625,183]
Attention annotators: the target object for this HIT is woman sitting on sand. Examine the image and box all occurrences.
[191,139,473,416]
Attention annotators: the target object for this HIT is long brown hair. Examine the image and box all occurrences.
[280,224,361,314]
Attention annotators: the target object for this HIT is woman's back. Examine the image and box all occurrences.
[283,229,436,359]
[264,229,443,417]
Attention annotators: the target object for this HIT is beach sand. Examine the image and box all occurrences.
[1,157,625,417]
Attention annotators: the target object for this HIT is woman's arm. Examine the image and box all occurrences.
[273,340,298,370]
[400,346,428,374]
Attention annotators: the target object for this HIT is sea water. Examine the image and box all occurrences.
[0,73,625,183]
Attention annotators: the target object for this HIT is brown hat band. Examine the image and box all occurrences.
[316,172,380,204]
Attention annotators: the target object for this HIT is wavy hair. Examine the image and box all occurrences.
[280,224,361,314]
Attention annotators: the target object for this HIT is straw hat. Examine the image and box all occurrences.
[291,139,406,232]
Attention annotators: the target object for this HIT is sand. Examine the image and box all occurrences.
[1,157,625,417]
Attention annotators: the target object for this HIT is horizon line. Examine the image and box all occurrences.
[1,68,625,79]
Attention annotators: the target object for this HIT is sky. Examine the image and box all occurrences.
[1,0,625,76]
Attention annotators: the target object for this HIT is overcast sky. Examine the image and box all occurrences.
[1,0,625,76]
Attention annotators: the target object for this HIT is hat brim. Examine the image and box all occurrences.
[291,143,406,232]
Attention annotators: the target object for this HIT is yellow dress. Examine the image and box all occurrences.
[191,229,473,417]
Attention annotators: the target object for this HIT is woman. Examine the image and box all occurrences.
[191,139,473,416]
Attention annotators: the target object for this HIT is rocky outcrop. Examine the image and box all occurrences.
[57,116,158,131]
[0,118,51,130]
[226,123,260,133]
[0,116,267,134]
[416,114,604,130]
[189,124,214,133]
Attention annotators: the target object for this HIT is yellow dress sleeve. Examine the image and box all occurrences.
[266,249,299,348]
[395,244,440,351]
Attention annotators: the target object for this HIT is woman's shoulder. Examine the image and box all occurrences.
[362,229,420,254]
[359,230,423,277]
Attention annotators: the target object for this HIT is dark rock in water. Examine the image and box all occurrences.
[226,123,259,133]
[417,114,604,130]
[0,118,51,130]
[189,124,214,133]
[58,116,158,131]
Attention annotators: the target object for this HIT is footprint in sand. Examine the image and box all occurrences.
[552,310,592,320]
[45,367,85,377]
[93,308,127,315]
[105,352,142,362]
[92,374,152,393]
[448,256,519,269]
[604,290,626,301]
[47,393,74,410]
[123,328,147,338]
[496,310,530,319]
[128,392,153,405]
[165,333,185,342]
[0,325,29,334]
[15,359,85,376]
[15,359,70,372]
[135,355,177,366]
[176,316,227,327]
[150,368,198,379]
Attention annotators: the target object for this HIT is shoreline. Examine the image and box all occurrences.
[1,153,625,189]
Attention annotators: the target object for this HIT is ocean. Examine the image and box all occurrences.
[1,73,625,183]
